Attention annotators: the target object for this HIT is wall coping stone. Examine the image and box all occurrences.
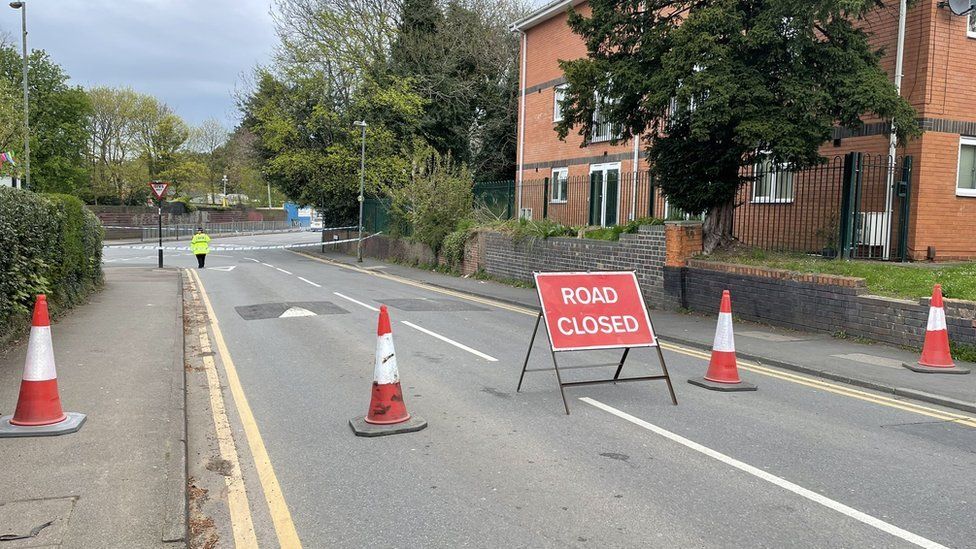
[687,259,866,289]
[664,220,704,227]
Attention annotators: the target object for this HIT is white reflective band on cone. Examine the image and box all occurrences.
[712,312,735,353]
[926,306,947,331]
[373,333,400,385]
[23,326,57,381]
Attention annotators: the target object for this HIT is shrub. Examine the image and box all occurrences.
[440,228,471,270]
[0,188,103,345]
[582,217,663,241]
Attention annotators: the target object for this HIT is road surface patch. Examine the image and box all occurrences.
[0,496,76,546]
[235,301,348,320]
[581,397,951,549]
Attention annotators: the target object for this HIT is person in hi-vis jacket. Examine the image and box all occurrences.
[190,227,211,268]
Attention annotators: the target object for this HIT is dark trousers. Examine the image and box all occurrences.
[196,254,206,268]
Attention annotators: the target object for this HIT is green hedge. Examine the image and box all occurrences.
[0,188,103,344]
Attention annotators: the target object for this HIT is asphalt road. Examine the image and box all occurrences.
[106,234,976,548]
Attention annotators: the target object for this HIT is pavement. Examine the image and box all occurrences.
[0,268,185,547]
[309,249,976,414]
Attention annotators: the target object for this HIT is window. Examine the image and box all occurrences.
[590,92,620,143]
[969,12,976,39]
[752,154,794,203]
[550,167,568,202]
[553,84,567,123]
[957,137,976,197]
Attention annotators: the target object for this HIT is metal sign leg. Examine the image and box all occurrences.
[612,348,630,382]
[517,312,543,393]
[655,344,678,406]
[550,349,571,415]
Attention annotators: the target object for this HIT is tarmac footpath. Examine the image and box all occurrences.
[0,268,185,547]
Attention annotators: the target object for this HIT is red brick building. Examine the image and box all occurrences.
[511,0,976,260]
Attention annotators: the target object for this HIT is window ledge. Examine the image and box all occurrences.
[968,31,976,40]
[549,199,568,204]
[956,189,976,197]
[751,198,794,204]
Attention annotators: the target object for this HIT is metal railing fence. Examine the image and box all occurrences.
[140,220,297,241]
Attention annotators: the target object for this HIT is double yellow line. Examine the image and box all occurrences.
[297,251,976,430]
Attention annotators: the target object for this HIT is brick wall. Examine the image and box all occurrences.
[681,261,976,348]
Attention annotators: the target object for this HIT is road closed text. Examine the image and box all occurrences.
[535,272,657,351]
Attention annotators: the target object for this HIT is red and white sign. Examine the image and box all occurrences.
[535,271,657,351]
[148,181,169,200]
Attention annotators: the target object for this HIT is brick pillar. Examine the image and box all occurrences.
[664,221,703,267]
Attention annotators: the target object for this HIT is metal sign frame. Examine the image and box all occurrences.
[517,271,677,414]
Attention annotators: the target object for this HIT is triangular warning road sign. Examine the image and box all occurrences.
[279,307,316,318]
[149,181,169,200]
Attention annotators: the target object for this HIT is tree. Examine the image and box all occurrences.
[132,96,189,178]
[86,86,141,202]
[188,118,229,203]
[555,0,920,252]
[0,77,22,175]
[0,46,92,194]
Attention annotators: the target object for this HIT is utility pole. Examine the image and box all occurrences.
[10,1,29,191]
[353,120,367,263]
[221,174,228,207]
[267,181,272,208]
[883,0,907,260]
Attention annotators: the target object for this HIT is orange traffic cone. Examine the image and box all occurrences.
[688,290,757,391]
[904,285,970,374]
[1,295,86,437]
[349,305,428,437]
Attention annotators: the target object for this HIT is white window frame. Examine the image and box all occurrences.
[589,162,621,226]
[969,12,976,39]
[956,136,976,197]
[751,152,795,204]
[550,167,568,203]
[590,92,620,143]
[553,84,567,123]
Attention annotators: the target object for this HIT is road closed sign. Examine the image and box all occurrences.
[534,271,657,351]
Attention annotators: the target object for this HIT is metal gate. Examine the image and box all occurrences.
[839,153,913,261]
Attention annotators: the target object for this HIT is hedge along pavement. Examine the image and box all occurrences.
[0,187,104,347]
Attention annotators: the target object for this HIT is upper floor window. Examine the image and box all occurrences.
[550,167,568,202]
[969,12,976,38]
[752,153,794,203]
[590,92,620,143]
[553,84,567,123]
[958,136,976,196]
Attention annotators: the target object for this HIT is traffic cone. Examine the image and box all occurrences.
[0,295,86,437]
[688,290,757,391]
[904,285,970,374]
[349,305,427,437]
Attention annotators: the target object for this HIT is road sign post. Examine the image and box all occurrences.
[148,182,170,268]
[517,271,677,414]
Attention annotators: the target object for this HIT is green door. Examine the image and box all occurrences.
[604,168,619,226]
[589,170,603,226]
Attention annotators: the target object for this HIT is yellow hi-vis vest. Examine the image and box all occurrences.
[190,233,211,255]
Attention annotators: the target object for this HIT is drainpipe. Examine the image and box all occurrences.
[513,26,527,217]
[884,0,907,260]
[631,133,640,220]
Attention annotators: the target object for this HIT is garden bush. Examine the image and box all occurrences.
[0,188,103,344]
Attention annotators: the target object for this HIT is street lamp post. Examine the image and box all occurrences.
[9,1,29,191]
[221,174,228,207]
[353,120,367,263]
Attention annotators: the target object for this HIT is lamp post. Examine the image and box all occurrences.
[9,1,29,191]
[221,174,228,207]
[353,120,367,263]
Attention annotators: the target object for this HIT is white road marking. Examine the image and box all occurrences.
[580,397,949,549]
[243,257,260,262]
[400,320,498,362]
[298,277,321,288]
[276,267,293,275]
[262,263,274,268]
[333,292,380,312]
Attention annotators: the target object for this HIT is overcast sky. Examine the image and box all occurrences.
[0,0,278,128]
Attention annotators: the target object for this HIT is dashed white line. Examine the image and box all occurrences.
[298,277,321,288]
[333,292,380,312]
[261,263,274,268]
[400,321,498,362]
[579,397,949,549]
[243,257,260,263]
[276,268,293,275]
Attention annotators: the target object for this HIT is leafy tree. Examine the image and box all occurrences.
[555,0,921,252]
[0,77,22,175]
[0,47,92,194]
[86,86,142,202]
[132,95,189,178]
[187,118,229,203]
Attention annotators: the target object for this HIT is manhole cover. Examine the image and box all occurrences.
[380,298,488,312]
[235,301,349,320]
[0,496,77,548]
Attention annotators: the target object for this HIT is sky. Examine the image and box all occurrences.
[0,0,278,127]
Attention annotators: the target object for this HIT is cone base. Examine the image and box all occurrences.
[903,363,971,375]
[350,415,427,437]
[0,412,86,438]
[688,378,757,392]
